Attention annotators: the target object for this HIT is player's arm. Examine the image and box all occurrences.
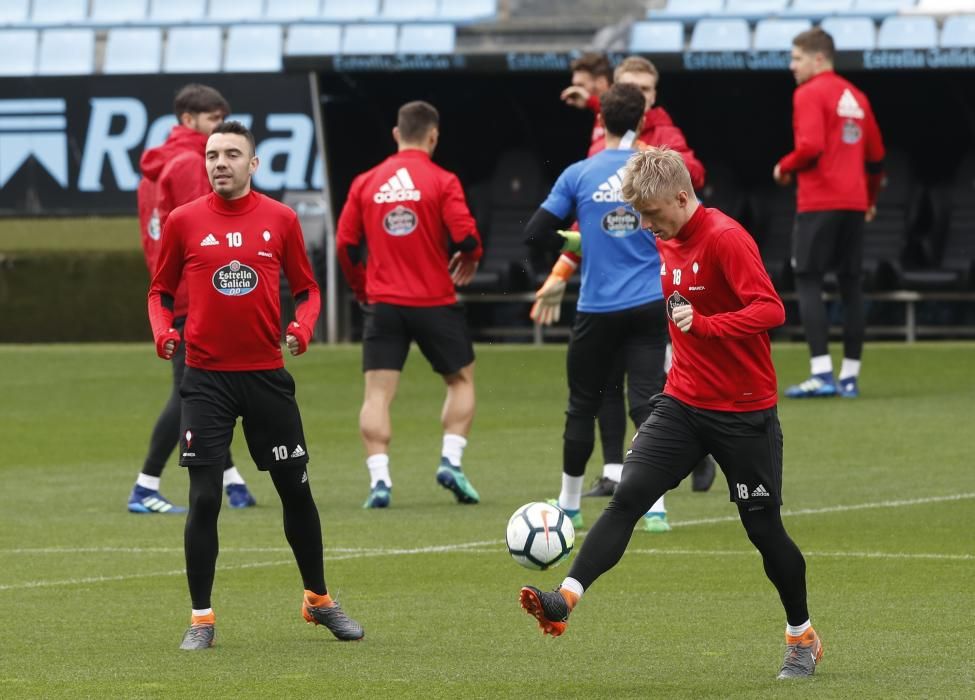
[863,103,886,221]
[776,89,825,181]
[282,213,321,356]
[675,230,785,339]
[441,174,482,286]
[335,178,368,302]
[147,213,185,359]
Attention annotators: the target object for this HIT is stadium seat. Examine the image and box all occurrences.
[724,0,790,19]
[748,185,795,291]
[438,0,499,21]
[31,0,89,25]
[225,25,283,72]
[753,18,812,49]
[785,0,854,19]
[265,0,321,21]
[820,16,877,49]
[382,0,439,20]
[103,27,162,73]
[148,0,206,23]
[90,0,148,24]
[163,26,221,72]
[209,0,262,21]
[917,152,975,289]
[38,28,94,74]
[629,21,685,52]
[285,24,342,55]
[940,14,975,48]
[650,0,725,21]
[399,24,457,53]
[0,29,37,75]
[341,24,398,54]
[0,0,30,25]
[877,15,938,48]
[321,0,380,20]
[841,0,918,19]
[688,18,750,50]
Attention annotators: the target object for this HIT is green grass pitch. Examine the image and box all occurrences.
[0,342,972,698]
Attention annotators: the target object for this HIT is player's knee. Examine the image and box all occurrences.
[189,485,222,516]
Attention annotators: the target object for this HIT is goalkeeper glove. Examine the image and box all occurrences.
[556,229,581,254]
[530,256,576,326]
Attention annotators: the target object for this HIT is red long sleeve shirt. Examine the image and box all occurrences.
[777,71,885,212]
[138,126,212,318]
[660,205,785,412]
[148,191,320,371]
[336,149,483,306]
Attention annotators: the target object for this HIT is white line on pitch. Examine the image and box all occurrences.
[625,548,974,561]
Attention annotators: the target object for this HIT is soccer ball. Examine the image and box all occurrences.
[505,501,575,570]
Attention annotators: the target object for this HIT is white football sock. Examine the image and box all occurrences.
[442,433,467,467]
[810,355,833,376]
[602,463,623,482]
[222,466,245,487]
[647,495,666,514]
[366,453,391,488]
[839,358,861,381]
[560,577,584,598]
[192,607,213,618]
[136,474,160,491]
[559,474,584,511]
[787,619,811,636]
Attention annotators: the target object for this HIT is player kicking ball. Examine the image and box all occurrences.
[519,148,823,680]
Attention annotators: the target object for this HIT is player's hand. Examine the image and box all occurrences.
[772,164,793,186]
[672,304,694,333]
[556,229,581,254]
[560,85,590,109]
[865,205,877,223]
[286,321,309,356]
[155,328,180,360]
[449,252,478,286]
[530,276,566,326]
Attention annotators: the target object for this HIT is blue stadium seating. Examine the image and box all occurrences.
[940,14,975,48]
[341,23,398,54]
[785,0,854,19]
[382,0,439,20]
[322,0,381,21]
[90,0,148,24]
[651,0,725,22]
[148,0,206,23]
[0,29,37,75]
[821,16,877,49]
[163,26,221,72]
[841,0,918,19]
[209,0,263,22]
[0,0,30,25]
[399,23,457,52]
[38,28,95,74]
[877,14,938,48]
[225,24,283,72]
[265,0,322,21]
[285,24,342,55]
[689,18,751,50]
[629,20,686,52]
[753,18,812,49]
[103,27,162,73]
[31,0,88,25]
[724,0,790,19]
[438,0,499,22]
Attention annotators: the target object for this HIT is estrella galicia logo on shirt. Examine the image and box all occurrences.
[600,206,640,238]
[212,260,259,296]
[666,290,690,321]
[383,205,418,236]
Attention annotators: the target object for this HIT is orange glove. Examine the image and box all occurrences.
[530,255,577,326]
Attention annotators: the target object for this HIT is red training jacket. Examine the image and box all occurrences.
[659,205,785,412]
[138,125,212,318]
[336,149,483,306]
[148,191,320,371]
[777,71,885,212]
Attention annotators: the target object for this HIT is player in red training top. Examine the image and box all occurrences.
[131,83,256,514]
[519,148,824,682]
[149,121,363,650]
[337,100,483,510]
[774,28,885,399]
[560,51,613,145]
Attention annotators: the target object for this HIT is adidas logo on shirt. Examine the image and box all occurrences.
[836,89,864,119]
[751,484,770,498]
[290,444,306,458]
[200,233,219,246]
[374,167,421,203]
[591,167,627,203]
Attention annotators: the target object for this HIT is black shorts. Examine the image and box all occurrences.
[178,367,309,470]
[792,209,865,277]
[361,302,474,375]
[627,394,783,505]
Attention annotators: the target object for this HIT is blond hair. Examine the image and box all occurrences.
[614,55,659,83]
[621,147,694,207]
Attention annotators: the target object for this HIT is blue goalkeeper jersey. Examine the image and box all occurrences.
[540,149,662,313]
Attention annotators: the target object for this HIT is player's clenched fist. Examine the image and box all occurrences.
[286,321,311,356]
[672,304,694,333]
[155,328,181,359]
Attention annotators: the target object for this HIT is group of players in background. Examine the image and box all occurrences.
[135,27,884,679]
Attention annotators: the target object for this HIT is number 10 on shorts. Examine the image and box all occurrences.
[272,445,288,461]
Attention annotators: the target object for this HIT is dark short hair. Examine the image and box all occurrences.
[600,83,646,138]
[211,120,256,155]
[570,52,613,82]
[793,27,835,62]
[173,83,230,119]
[397,101,439,143]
